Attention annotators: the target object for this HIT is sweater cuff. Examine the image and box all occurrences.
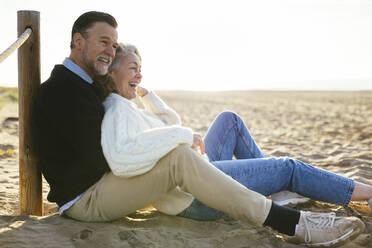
[181,127,194,146]
[141,91,165,112]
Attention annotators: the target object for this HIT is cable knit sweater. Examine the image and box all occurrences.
[101,92,194,215]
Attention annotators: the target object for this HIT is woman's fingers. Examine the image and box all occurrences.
[191,133,204,154]
[192,134,201,147]
[136,86,148,97]
[199,140,205,155]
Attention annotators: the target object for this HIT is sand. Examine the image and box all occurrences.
[0,90,372,247]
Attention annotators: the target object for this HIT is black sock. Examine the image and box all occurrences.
[263,202,300,236]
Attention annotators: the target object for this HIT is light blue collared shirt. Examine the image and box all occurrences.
[62,58,94,84]
[58,58,93,214]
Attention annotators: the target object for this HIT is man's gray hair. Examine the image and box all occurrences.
[109,43,141,72]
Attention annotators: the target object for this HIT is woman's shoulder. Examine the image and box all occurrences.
[103,93,135,110]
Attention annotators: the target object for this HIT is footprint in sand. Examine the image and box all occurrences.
[72,229,93,241]
[118,230,148,247]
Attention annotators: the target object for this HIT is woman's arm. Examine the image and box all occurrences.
[101,99,193,177]
[138,87,203,151]
[139,88,182,125]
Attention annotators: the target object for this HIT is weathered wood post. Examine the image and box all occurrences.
[17,10,42,215]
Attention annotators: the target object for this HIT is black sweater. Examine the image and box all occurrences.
[33,65,110,206]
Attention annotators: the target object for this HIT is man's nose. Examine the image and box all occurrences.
[105,46,116,57]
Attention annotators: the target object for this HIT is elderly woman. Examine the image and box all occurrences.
[69,43,368,247]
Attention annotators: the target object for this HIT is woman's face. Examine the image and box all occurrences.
[110,52,142,100]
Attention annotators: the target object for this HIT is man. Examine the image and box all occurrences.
[33,11,118,209]
[33,11,364,247]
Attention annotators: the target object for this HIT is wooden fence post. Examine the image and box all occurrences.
[17,10,42,216]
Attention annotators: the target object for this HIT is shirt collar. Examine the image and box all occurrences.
[62,58,94,84]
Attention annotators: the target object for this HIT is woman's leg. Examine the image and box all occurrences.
[203,112,372,203]
[179,157,355,221]
[204,111,265,161]
[199,111,306,209]
[352,181,372,201]
[213,157,354,206]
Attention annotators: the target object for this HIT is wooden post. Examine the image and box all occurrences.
[17,10,42,216]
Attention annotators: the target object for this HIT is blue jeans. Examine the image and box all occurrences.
[177,111,355,221]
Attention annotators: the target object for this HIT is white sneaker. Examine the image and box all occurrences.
[285,211,365,247]
[271,191,310,206]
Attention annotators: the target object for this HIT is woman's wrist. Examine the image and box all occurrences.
[137,86,149,97]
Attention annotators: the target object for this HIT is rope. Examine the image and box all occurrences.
[0,28,32,64]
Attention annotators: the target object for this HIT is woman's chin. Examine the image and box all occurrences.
[122,93,137,100]
[128,92,137,100]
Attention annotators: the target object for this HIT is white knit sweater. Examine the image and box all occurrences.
[101,92,194,215]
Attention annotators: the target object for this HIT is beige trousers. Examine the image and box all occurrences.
[65,145,272,226]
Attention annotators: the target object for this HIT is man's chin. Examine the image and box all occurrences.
[94,66,109,76]
[92,70,108,78]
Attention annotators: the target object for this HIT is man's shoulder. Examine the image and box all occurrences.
[39,65,99,100]
[41,65,85,91]
[36,65,103,111]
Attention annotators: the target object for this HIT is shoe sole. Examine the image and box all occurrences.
[300,219,365,247]
[273,197,310,206]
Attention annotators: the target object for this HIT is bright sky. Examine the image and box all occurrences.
[1,0,372,90]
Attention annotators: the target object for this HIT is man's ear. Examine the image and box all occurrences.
[72,33,85,50]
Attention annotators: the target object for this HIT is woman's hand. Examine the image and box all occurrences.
[191,133,203,151]
[136,86,148,97]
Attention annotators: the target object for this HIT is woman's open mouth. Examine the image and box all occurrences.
[129,82,138,88]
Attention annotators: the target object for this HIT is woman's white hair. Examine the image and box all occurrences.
[109,43,141,72]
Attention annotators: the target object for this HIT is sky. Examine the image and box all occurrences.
[1,0,372,91]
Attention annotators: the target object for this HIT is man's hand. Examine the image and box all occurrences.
[136,86,148,97]
[191,133,203,151]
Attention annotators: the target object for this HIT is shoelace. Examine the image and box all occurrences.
[302,212,336,243]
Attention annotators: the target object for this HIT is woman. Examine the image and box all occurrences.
[98,43,366,246]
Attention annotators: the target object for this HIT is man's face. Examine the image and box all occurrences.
[78,22,118,77]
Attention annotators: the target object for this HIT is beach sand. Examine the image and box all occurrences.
[0,90,372,247]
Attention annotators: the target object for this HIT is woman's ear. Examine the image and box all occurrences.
[108,70,114,78]
[109,70,118,84]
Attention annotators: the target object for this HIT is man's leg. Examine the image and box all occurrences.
[65,145,271,225]
[65,145,365,246]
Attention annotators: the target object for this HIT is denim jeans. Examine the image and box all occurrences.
[178,111,355,221]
